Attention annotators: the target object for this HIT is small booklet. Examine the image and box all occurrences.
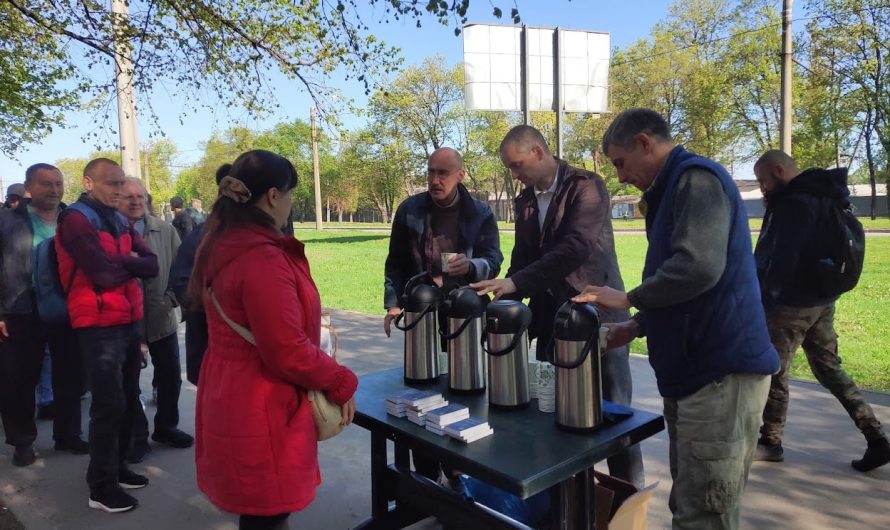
[445,417,491,438]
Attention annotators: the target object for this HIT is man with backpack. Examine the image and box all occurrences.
[56,158,159,513]
[0,163,88,467]
[752,149,889,472]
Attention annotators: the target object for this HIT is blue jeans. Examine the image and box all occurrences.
[77,323,142,492]
[35,348,53,407]
[664,373,770,530]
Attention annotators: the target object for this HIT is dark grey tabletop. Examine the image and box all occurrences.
[353,368,664,499]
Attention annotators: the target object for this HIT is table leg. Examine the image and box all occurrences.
[550,469,594,530]
[370,430,390,518]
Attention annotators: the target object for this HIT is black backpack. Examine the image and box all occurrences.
[813,200,865,297]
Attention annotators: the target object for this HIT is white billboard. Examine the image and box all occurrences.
[463,24,610,113]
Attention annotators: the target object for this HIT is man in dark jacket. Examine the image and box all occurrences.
[752,149,889,472]
[574,108,779,529]
[383,147,503,336]
[0,164,87,467]
[471,125,644,487]
[383,147,502,481]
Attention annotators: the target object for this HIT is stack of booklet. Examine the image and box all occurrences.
[423,404,470,435]
[445,417,494,443]
[385,389,448,424]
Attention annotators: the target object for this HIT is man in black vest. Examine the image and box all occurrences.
[752,149,889,471]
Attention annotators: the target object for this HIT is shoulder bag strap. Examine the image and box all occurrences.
[208,287,256,346]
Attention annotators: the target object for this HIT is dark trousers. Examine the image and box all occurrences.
[78,323,142,492]
[0,314,83,448]
[239,513,289,530]
[147,332,182,432]
[184,309,208,386]
[47,323,85,444]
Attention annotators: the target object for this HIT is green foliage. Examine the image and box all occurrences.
[0,5,83,156]
[0,1,527,154]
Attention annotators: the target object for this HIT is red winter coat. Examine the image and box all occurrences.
[195,225,358,516]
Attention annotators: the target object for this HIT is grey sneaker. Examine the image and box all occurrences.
[754,441,784,462]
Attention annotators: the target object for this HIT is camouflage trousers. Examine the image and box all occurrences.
[760,303,886,446]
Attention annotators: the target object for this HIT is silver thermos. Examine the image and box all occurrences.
[483,300,532,409]
[548,301,603,431]
[395,274,440,384]
[441,287,486,393]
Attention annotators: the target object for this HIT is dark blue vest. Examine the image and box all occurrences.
[641,146,778,398]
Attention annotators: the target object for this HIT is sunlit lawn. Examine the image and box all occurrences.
[297,216,890,232]
[299,229,890,392]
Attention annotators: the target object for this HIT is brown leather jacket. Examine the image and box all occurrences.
[507,160,629,348]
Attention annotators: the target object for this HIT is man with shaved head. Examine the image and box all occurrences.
[471,124,645,487]
[752,149,889,471]
[55,158,159,513]
[383,146,502,480]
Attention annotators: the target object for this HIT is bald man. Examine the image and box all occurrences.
[383,147,503,336]
[382,147,502,481]
[55,159,159,513]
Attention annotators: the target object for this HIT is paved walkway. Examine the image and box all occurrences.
[1,310,888,529]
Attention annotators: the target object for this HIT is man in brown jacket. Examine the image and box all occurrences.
[472,124,643,486]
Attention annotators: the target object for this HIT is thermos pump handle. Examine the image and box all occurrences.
[439,315,474,340]
[393,304,435,332]
[481,318,529,357]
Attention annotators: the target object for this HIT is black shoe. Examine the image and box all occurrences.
[152,428,194,448]
[36,402,55,420]
[12,445,36,467]
[88,486,138,513]
[126,442,151,464]
[55,438,90,455]
[119,468,149,490]
[852,438,890,472]
[753,439,784,462]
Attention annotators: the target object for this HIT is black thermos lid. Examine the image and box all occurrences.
[485,300,532,334]
[552,302,600,341]
[404,283,439,312]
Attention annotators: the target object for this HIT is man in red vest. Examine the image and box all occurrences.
[56,159,159,513]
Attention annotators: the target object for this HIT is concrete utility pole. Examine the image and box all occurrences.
[310,107,323,230]
[780,0,793,154]
[111,0,141,179]
[142,150,151,190]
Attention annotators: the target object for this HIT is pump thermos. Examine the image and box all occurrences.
[548,301,603,431]
[483,300,532,408]
[441,287,486,393]
[395,275,440,384]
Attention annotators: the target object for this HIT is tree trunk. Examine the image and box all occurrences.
[864,108,877,220]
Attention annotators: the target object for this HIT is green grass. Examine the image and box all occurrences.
[298,229,890,392]
[298,216,890,233]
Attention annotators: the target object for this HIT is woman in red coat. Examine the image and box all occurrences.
[189,150,358,530]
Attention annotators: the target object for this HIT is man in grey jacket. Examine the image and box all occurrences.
[118,178,193,461]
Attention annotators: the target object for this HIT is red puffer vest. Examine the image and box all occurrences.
[55,201,144,328]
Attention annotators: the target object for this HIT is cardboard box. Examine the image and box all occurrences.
[593,471,658,530]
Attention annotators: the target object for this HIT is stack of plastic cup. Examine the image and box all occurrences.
[537,363,556,413]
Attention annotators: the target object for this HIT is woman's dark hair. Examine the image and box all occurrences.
[188,150,298,308]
